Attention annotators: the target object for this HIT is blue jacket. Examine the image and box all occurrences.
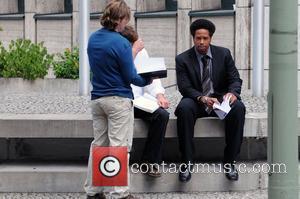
[88,28,148,100]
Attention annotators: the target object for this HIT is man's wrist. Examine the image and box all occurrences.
[197,96,207,103]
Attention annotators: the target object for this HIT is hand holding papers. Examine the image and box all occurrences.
[213,95,232,120]
[134,57,167,79]
[133,93,159,113]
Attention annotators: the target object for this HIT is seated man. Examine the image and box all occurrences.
[121,26,170,177]
[175,19,246,182]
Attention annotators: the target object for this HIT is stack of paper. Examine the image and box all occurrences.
[213,97,231,120]
[134,57,167,78]
[133,93,159,113]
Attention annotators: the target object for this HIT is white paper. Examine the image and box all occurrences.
[213,97,231,120]
[134,57,166,74]
[133,93,159,113]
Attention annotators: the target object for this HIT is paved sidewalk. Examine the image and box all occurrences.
[0,190,267,199]
[0,90,267,116]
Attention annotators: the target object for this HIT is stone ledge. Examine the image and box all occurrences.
[189,10,235,17]
[0,14,24,20]
[0,113,268,138]
[0,162,272,192]
[0,78,80,95]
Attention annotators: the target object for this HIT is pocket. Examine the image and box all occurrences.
[111,96,132,111]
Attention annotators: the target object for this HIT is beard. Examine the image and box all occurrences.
[196,45,208,55]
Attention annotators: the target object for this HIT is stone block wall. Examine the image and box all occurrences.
[36,0,65,14]
[36,20,72,54]
[136,17,177,88]
[2,0,295,91]
[192,0,222,11]
[0,0,18,14]
[136,0,165,12]
[0,20,24,47]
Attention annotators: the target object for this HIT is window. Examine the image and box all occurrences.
[18,0,24,13]
[221,0,235,10]
[136,0,177,13]
[166,0,177,11]
[64,0,72,13]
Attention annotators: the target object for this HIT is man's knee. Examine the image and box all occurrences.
[175,98,197,116]
[230,100,246,116]
[155,108,170,122]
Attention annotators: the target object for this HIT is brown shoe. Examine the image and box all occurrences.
[86,193,106,199]
[140,163,162,178]
[147,164,162,177]
[121,194,139,199]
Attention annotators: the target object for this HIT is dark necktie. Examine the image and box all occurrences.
[201,55,213,113]
[201,55,212,96]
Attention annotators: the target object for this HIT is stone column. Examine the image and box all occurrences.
[235,0,251,90]
[72,0,79,47]
[24,0,36,42]
[177,0,192,54]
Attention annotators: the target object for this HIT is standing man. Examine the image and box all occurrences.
[84,1,149,199]
[175,19,246,182]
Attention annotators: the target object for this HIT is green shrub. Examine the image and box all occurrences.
[0,39,53,80]
[53,47,79,79]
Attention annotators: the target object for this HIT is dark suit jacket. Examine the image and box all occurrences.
[176,45,242,101]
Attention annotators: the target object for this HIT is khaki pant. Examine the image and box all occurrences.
[84,96,134,199]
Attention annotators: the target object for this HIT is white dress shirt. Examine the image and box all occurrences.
[131,49,165,100]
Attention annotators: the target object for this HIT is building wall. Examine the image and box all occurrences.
[36,0,65,14]
[0,0,18,14]
[36,20,72,54]
[137,17,177,88]
[136,0,165,12]
[0,19,24,47]
[1,0,298,91]
[192,0,221,10]
[90,0,107,13]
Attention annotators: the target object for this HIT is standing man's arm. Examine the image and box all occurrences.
[118,45,150,87]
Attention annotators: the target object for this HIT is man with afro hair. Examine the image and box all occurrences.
[175,19,245,182]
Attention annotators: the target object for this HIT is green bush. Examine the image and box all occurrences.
[53,47,79,79]
[0,39,53,80]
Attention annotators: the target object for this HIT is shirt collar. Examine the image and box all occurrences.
[194,46,212,59]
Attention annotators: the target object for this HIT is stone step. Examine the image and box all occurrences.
[0,190,268,199]
[0,113,268,138]
[0,162,271,193]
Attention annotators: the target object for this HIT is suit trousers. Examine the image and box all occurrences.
[134,107,169,164]
[175,97,245,164]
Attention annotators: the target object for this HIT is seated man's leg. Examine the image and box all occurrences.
[137,108,169,164]
[134,107,169,177]
[175,98,206,165]
[223,100,246,163]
